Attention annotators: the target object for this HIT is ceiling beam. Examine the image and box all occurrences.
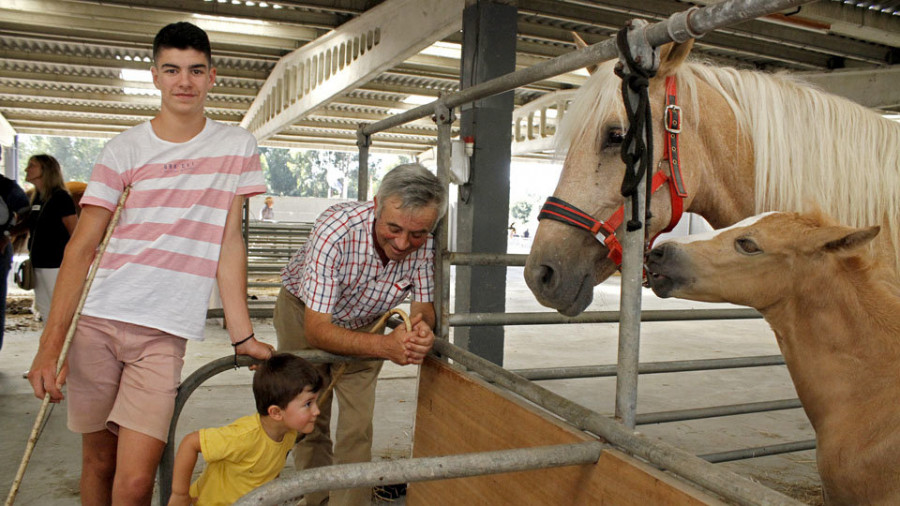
[64,0,349,30]
[0,0,322,46]
[241,0,464,140]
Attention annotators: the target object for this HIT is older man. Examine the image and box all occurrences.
[274,163,446,506]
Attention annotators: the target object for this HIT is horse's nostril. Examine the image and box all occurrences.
[539,264,555,285]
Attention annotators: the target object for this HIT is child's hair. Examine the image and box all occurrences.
[152,22,212,64]
[253,353,323,416]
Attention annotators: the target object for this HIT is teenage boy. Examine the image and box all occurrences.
[27,22,273,505]
[168,354,322,506]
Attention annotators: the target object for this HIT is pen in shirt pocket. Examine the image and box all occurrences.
[394,280,413,292]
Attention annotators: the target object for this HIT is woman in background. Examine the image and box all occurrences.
[24,154,77,321]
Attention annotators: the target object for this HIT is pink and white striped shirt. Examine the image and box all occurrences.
[80,119,266,340]
[281,201,434,330]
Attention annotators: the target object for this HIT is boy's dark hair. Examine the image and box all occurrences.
[253,353,323,416]
[152,22,212,64]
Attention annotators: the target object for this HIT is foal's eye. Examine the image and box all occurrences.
[605,128,625,148]
[735,237,762,255]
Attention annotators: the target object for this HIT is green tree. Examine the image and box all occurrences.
[295,151,329,197]
[17,135,104,184]
[510,200,533,224]
[260,147,297,195]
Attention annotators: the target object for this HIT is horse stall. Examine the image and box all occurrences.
[220,2,849,504]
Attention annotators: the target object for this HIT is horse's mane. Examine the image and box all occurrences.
[558,58,900,271]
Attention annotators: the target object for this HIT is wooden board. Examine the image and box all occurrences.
[408,357,726,505]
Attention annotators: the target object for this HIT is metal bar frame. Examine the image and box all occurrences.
[512,354,785,381]
[235,441,607,505]
[431,339,803,506]
[303,0,820,503]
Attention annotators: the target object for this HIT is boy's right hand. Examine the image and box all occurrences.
[28,345,67,402]
[167,491,192,506]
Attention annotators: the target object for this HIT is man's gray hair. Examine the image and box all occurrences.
[375,163,447,223]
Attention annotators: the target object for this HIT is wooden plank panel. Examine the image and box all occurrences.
[409,357,725,505]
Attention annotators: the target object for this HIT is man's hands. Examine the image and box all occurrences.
[384,313,435,366]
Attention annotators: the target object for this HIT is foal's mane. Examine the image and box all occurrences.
[558,57,900,271]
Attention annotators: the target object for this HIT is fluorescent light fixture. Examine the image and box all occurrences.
[120,69,153,83]
[420,41,461,59]
[193,13,271,25]
[123,87,160,96]
[401,94,434,105]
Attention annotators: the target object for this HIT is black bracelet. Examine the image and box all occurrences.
[232,333,254,347]
[233,333,255,369]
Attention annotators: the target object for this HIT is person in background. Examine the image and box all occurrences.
[168,353,322,506]
[23,154,77,322]
[259,196,275,221]
[0,148,30,351]
[274,163,444,506]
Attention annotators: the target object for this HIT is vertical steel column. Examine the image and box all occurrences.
[356,126,370,201]
[614,21,658,429]
[434,102,454,340]
[453,0,516,365]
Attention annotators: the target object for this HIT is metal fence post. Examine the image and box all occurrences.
[434,100,455,341]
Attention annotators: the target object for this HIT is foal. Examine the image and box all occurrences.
[645,211,900,506]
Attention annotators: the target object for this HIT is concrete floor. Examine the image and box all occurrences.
[0,268,822,505]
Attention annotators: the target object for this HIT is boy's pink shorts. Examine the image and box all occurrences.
[66,315,187,442]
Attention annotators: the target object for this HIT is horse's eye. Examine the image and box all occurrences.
[606,128,625,147]
[735,237,762,255]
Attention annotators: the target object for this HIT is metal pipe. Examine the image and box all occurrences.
[700,440,817,464]
[636,398,803,425]
[359,0,811,137]
[235,441,607,505]
[449,308,761,326]
[356,127,370,201]
[435,103,454,341]
[158,352,381,506]
[512,354,785,381]
[432,339,803,506]
[614,18,656,430]
[449,252,528,266]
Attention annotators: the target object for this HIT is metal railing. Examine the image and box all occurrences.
[173,1,821,504]
[352,0,817,500]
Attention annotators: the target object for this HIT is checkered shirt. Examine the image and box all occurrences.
[281,200,435,330]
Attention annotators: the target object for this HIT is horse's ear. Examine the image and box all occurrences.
[571,32,598,75]
[818,225,880,255]
[657,39,694,77]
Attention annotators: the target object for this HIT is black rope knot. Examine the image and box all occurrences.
[614,26,656,234]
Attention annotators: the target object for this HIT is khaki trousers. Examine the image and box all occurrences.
[274,287,383,506]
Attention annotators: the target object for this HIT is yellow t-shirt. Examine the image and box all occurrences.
[189,413,297,506]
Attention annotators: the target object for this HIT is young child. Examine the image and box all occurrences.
[169,353,322,506]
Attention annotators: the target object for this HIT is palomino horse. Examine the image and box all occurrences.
[525,40,900,315]
[644,211,900,505]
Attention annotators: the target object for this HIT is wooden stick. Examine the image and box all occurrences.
[5,186,131,506]
[318,308,412,405]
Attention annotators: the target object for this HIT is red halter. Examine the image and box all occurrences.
[538,76,687,267]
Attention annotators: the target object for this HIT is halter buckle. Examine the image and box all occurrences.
[665,104,682,134]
